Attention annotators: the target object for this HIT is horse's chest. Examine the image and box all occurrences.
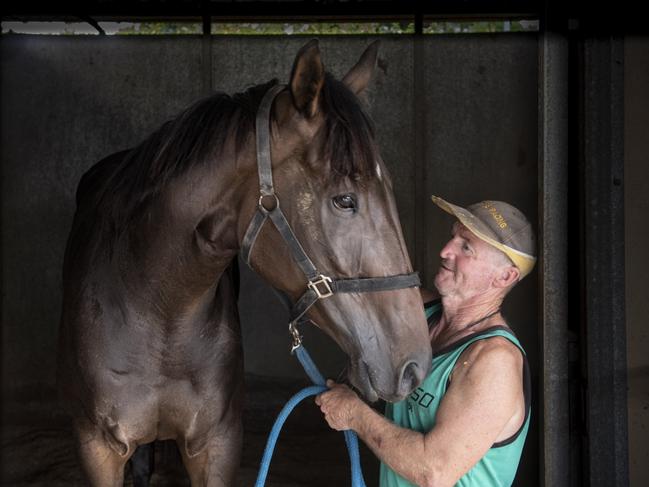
[94,371,233,443]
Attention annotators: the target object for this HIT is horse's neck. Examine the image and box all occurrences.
[115,150,255,314]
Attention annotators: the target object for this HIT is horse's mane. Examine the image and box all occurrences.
[95,74,378,232]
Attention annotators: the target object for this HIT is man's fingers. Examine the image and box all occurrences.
[315,391,332,407]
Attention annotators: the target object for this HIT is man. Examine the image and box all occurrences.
[316,196,535,487]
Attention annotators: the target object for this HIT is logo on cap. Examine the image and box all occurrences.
[481,201,508,229]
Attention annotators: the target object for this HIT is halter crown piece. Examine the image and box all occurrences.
[240,84,421,339]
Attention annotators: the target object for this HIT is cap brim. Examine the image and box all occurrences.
[431,195,478,227]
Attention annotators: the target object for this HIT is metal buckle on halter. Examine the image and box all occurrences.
[308,274,334,299]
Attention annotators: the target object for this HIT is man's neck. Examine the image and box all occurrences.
[432,292,505,348]
[442,293,502,325]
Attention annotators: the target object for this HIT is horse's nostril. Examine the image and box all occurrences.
[400,361,421,393]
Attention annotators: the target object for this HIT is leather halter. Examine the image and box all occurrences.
[240,84,420,331]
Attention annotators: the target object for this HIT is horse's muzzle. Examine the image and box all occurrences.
[349,350,431,403]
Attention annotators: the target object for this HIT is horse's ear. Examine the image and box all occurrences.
[342,40,380,95]
[289,39,325,118]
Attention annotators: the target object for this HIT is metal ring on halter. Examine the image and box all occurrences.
[259,193,280,213]
[288,321,302,352]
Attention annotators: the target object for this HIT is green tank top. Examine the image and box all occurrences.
[379,300,531,487]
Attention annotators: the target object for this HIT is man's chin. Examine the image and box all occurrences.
[433,276,449,294]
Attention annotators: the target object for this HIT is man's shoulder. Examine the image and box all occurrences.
[460,334,523,370]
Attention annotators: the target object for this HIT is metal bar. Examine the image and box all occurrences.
[3,1,542,19]
[201,1,211,36]
[538,29,571,487]
[201,1,212,95]
[76,14,106,34]
[582,35,628,487]
[414,0,423,35]
[412,24,425,281]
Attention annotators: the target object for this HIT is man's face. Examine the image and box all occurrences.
[433,221,506,300]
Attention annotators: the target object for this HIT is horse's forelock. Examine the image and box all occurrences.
[320,72,379,183]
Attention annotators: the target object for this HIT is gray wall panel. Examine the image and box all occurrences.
[421,34,538,346]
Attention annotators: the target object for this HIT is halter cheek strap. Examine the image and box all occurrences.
[240,84,421,339]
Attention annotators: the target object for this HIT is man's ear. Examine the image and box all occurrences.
[342,40,380,96]
[289,39,325,118]
[494,265,521,289]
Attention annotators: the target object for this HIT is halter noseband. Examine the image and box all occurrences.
[240,84,420,343]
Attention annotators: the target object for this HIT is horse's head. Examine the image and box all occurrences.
[240,40,431,402]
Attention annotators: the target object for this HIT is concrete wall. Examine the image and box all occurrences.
[1,34,539,484]
[624,36,649,487]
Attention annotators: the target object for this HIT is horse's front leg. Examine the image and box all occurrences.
[178,420,243,487]
[74,417,131,487]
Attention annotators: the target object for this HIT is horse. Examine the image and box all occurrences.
[57,40,432,486]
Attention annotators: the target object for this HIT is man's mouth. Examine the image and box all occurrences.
[440,264,454,273]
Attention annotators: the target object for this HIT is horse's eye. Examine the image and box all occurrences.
[332,193,357,212]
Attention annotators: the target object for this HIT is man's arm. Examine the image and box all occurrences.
[316,337,524,487]
[316,384,431,482]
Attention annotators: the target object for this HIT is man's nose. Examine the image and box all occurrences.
[439,239,455,259]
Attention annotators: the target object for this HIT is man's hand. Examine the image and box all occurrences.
[315,379,364,431]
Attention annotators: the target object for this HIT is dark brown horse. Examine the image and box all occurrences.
[57,40,431,486]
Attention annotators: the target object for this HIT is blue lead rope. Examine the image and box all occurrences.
[254,344,367,487]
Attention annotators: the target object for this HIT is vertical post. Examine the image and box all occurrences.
[414,2,423,36]
[538,29,571,487]
[582,35,628,487]
[412,7,426,280]
[201,2,212,95]
[202,11,211,37]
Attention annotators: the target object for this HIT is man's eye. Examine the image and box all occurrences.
[332,194,357,212]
